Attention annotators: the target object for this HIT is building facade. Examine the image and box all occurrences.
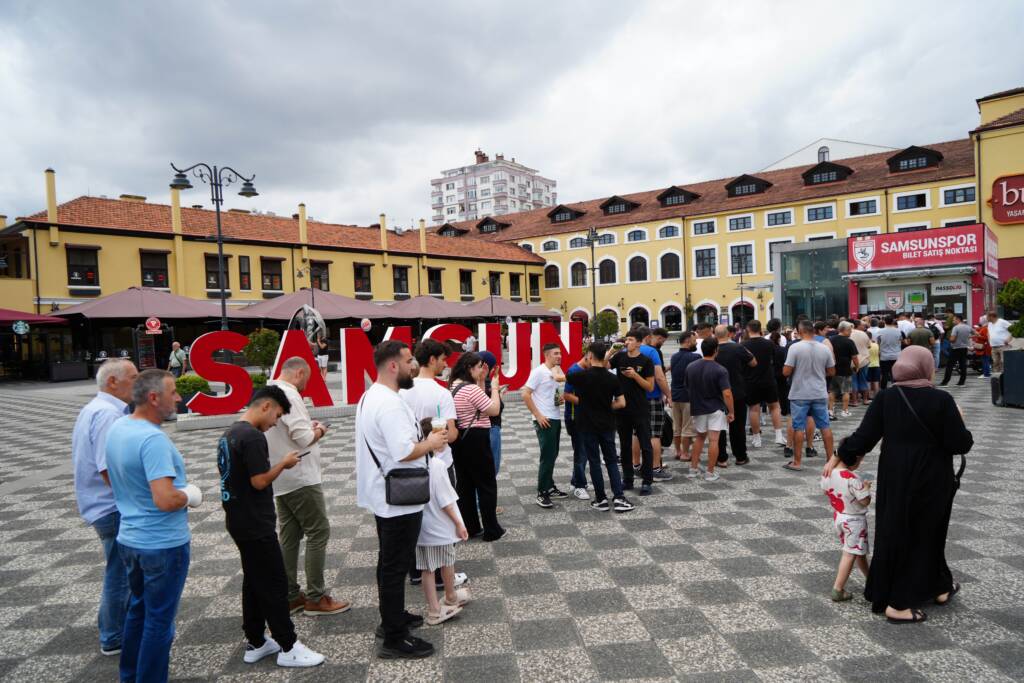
[431,150,557,225]
[0,171,545,314]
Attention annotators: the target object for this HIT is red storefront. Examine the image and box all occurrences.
[844,223,999,322]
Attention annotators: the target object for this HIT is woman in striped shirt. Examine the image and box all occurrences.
[449,352,504,542]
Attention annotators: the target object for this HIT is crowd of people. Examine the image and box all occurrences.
[69,309,1006,677]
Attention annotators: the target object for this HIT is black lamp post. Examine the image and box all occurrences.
[585,227,599,332]
[170,163,259,331]
[297,264,321,309]
[732,251,747,325]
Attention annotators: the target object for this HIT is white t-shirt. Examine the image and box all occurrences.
[525,364,561,421]
[356,383,426,518]
[417,457,462,547]
[897,319,915,337]
[988,318,1012,347]
[400,377,456,467]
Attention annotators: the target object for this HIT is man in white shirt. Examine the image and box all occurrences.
[987,310,1014,374]
[267,357,349,617]
[523,343,566,508]
[896,313,915,338]
[356,341,447,659]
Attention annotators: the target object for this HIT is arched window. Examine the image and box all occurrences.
[661,306,682,331]
[570,262,587,287]
[627,229,646,242]
[598,259,616,284]
[629,307,649,326]
[818,146,830,162]
[544,264,560,289]
[596,233,615,245]
[542,240,558,252]
[658,225,679,238]
[520,243,533,252]
[569,237,587,249]
[628,256,648,282]
[659,252,680,279]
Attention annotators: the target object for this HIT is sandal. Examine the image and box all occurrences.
[886,608,927,624]
[425,603,462,625]
[782,461,803,471]
[831,588,853,602]
[443,587,471,607]
[934,582,961,605]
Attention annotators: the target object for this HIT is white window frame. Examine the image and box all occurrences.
[727,240,757,277]
[567,259,589,289]
[940,216,978,227]
[595,232,616,247]
[656,249,683,281]
[518,241,534,252]
[846,227,882,238]
[894,220,932,233]
[657,223,682,240]
[764,208,794,228]
[805,231,838,242]
[690,217,717,237]
[543,262,562,289]
[804,201,837,223]
[692,245,719,280]
[567,234,588,250]
[625,252,650,284]
[844,195,881,218]
[939,182,977,208]
[726,212,755,233]
[596,256,619,286]
[892,188,931,213]
[625,227,648,243]
[541,239,560,253]
[764,237,795,274]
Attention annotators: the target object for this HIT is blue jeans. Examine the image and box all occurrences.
[566,418,587,489]
[489,425,502,475]
[933,341,942,369]
[580,431,623,501]
[93,511,130,651]
[120,542,190,683]
[851,367,869,392]
[790,399,830,431]
[982,354,991,377]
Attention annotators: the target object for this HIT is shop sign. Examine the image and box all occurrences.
[145,316,162,335]
[847,224,987,272]
[12,321,29,335]
[885,291,903,310]
[989,173,1024,224]
[984,225,999,278]
[931,281,967,296]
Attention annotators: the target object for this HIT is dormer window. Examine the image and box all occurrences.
[439,227,459,237]
[599,195,639,216]
[548,205,585,224]
[553,210,573,222]
[607,203,627,214]
[480,223,497,233]
[801,162,853,186]
[725,174,771,198]
[886,146,943,173]
[476,217,509,234]
[656,186,700,208]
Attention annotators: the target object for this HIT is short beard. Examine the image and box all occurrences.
[397,372,414,390]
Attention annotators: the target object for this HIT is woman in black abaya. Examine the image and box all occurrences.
[833,345,973,623]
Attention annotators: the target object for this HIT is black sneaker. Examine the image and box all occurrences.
[639,484,653,496]
[651,467,674,481]
[547,487,569,499]
[633,463,642,474]
[378,635,434,659]
[805,448,819,458]
[621,482,635,491]
[591,499,610,511]
[613,497,635,512]
[536,493,554,508]
[409,575,422,586]
[374,612,425,639]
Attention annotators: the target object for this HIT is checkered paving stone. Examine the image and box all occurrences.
[0,375,1022,682]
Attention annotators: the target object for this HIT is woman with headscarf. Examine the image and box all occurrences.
[831,345,972,624]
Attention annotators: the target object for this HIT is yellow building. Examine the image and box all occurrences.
[0,170,545,314]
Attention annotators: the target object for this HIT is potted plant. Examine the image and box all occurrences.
[243,328,281,375]
[175,373,212,414]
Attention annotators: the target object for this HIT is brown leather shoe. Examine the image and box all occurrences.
[288,592,306,615]
[303,594,352,616]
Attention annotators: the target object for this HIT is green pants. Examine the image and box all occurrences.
[276,484,330,603]
[535,419,562,493]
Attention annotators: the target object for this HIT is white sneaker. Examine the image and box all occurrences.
[751,434,762,448]
[686,467,702,479]
[704,471,721,482]
[277,640,325,668]
[774,431,788,446]
[840,410,851,418]
[244,635,281,663]
[573,487,590,500]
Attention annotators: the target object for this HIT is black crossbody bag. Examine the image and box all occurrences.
[895,387,967,491]
[359,396,431,505]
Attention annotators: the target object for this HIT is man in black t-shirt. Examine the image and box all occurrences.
[609,330,655,491]
[712,325,755,466]
[741,320,786,449]
[218,387,325,668]
[569,342,633,512]
[828,321,860,420]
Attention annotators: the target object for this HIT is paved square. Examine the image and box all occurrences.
[0,377,1021,681]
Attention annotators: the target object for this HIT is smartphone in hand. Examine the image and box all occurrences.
[297,450,311,459]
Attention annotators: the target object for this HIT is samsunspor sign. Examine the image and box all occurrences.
[989,173,1024,225]
[848,223,995,272]
[184,321,583,415]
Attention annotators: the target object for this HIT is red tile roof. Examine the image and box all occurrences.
[972,106,1024,133]
[448,138,976,243]
[16,197,543,265]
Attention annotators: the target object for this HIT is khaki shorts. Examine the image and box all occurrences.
[671,401,696,439]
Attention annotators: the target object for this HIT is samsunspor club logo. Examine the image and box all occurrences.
[990,174,1024,224]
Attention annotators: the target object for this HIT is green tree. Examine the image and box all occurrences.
[997,278,1024,336]
[590,310,620,339]
[243,328,281,374]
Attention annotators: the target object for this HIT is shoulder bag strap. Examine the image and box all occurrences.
[450,382,481,430]
[358,394,431,474]
[895,386,967,489]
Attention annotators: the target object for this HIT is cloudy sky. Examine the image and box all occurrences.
[2,1,1022,228]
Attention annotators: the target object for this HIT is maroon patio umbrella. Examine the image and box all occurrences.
[460,296,558,318]
[238,288,390,320]
[54,287,223,319]
[0,308,67,325]
[386,295,477,319]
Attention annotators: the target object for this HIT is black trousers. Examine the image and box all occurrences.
[880,360,897,389]
[718,401,748,463]
[233,534,297,652]
[375,511,422,644]
[616,413,653,486]
[941,348,968,385]
[452,428,502,539]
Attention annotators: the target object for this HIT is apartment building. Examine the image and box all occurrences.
[431,150,557,225]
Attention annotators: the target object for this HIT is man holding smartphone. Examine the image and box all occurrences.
[610,330,656,494]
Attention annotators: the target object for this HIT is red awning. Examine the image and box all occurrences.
[54,287,223,319]
[0,308,67,325]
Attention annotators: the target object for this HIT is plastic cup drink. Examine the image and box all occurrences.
[431,418,446,433]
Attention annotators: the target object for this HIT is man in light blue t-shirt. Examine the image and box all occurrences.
[105,369,202,683]
[783,321,835,471]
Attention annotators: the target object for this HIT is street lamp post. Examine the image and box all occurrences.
[732,252,747,325]
[297,264,321,309]
[169,163,259,331]
[585,227,599,333]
